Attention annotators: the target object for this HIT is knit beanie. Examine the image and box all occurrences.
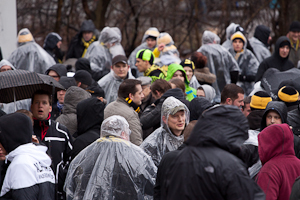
[289,21,300,32]
[231,31,246,44]
[180,59,195,73]
[18,28,34,44]
[136,49,155,65]
[278,86,299,103]
[59,76,77,90]
[250,91,272,110]
[74,70,92,86]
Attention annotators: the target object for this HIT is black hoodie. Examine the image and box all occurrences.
[71,97,105,159]
[45,64,68,78]
[255,36,294,82]
[254,25,271,47]
[75,58,109,82]
[157,105,265,200]
[189,97,212,121]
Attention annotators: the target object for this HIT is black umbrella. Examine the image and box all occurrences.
[0,69,64,104]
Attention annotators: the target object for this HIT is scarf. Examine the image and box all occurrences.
[81,35,96,57]
[125,97,141,113]
[57,101,64,113]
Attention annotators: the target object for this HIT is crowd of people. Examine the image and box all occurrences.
[0,19,300,200]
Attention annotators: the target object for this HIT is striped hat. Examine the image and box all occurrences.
[136,49,155,65]
[250,91,272,110]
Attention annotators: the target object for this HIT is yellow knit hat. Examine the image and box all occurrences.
[250,91,272,110]
[278,86,299,103]
[231,31,246,43]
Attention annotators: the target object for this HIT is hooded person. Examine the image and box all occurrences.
[256,123,300,200]
[165,63,197,101]
[196,84,216,103]
[8,28,56,73]
[55,86,91,136]
[66,19,97,59]
[0,59,15,72]
[64,115,157,199]
[156,105,265,199]
[128,27,160,77]
[75,57,109,82]
[43,32,64,63]
[140,96,190,166]
[249,25,272,63]
[45,63,68,81]
[84,27,125,74]
[71,97,105,159]
[222,22,241,50]
[255,36,295,82]
[197,30,240,103]
[229,31,259,96]
[0,113,55,200]
[189,96,213,121]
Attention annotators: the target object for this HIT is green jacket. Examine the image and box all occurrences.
[165,63,197,101]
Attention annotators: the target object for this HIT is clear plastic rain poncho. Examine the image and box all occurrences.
[97,70,135,105]
[154,32,181,67]
[228,31,259,96]
[197,31,240,102]
[64,115,157,200]
[222,23,240,50]
[128,27,160,76]
[140,96,190,166]
[8,28,56,74]
[248,37,271,63]
[84,27,125,73]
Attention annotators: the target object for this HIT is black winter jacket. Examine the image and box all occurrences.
[156,105,265,200]
[72,97,105,159]
[255,36,294,82]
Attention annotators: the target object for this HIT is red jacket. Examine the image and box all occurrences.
[257,123,300,200]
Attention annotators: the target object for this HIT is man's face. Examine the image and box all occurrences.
[279,45,290,58]
[0,65,13,72]
[56,41,62,49]
[31,94,52,120]
[82,31,93,42]
[57,90,66,104]
[197,89,205,97]
[112,62,129,79]
[232,93,244,108]
[130,84,144,106]
[242,103,251,117]
[172,70,185,83]
[48,70,60,82]
[0,143,7,161]
[266,110,282,127]
[146,38,156,49]
[141,85,151,101]
[135,58,148,72]
[167,110,186,136]
[232,39,244,52]
[183,67,193,82]
[289,31,300,43]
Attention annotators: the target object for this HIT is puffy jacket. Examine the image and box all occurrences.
[156,105,265,200]
[257,124,300,200]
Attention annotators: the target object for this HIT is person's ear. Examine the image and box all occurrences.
[162,115,167,124]
[128,93,133,100]
[226,97,232,105]
[77,82,81,87]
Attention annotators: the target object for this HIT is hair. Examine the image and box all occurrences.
[183,120,197,142]
[31,90,52,105]
[15,109,34,125]
[169,78,186,94]
[76,81,89,89]
[190,52,207,69]
[220,84,244,103]
[242,96,251,110]
[150,79,172,96]
[118,79,142,98]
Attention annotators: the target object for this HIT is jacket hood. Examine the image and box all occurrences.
[274,36,291,59]
[157,32,174,46]
[161,96,190,132]
[99,27,121,44]
[165,63,189,85]
[254,25,270,47]
[75,58,92,73]
[202,31,220,45]
[199,84,216,102]
[161,88,186,100]
[226,23,240,40]
[17,28,34,46]
[80,19,95,33]
[258,123,295,165]
[261,101,288,130]
[43,32,62,50]
[189,97,212,121]
[76,97,105,135]
[0,59,15,70]
[142,27,160,43]
[45,64,67,77]
[0,113,32,153]
[62,86,91,114]
[186,105,249,156]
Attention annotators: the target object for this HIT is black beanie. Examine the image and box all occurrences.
[0,113,33,153]
[180,59,195,73]
[278,86,299,103]
[74,70,93,86]
[289,21,300,32]
[59,76,77,90]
